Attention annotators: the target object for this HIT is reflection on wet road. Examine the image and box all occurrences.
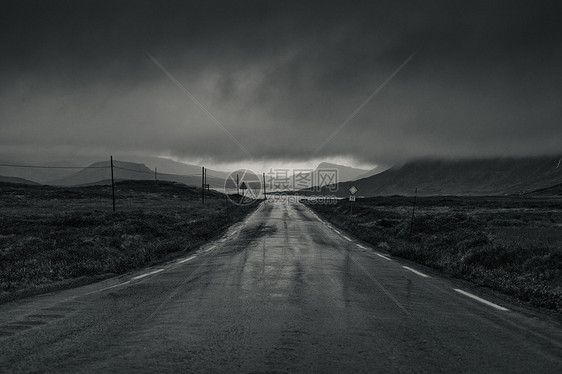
[0,201,561,373]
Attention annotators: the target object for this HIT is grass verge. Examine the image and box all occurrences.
[304,195,562,312]
[0,180,259,302]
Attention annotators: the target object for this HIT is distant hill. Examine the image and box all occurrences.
[0,160,78,184]
[48,160,227,188]
[116,155,230,180]
[0,175,40,185]
[525,183,562,196]
[354,164,391,180]
[0,156,231,185]
[324,157,562,197]
[264,162,368,192]
[315,162,368,183]
[48,161,153,186]
[158,172,225,189]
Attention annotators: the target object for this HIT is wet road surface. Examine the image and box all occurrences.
[1,201,561,373]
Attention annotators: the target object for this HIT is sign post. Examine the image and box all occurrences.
[239,181,247,203]
[349,185,358,215]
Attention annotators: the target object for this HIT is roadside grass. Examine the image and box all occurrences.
[304,196,562,312]
[0,180,259,300]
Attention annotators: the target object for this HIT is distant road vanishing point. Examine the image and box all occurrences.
[0,200,561,373]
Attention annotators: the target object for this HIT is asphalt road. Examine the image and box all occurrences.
[1,200,561,373]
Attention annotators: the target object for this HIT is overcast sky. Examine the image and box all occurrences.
[1,0,560,170]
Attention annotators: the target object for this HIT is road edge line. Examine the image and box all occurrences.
[402,266,430,278]
[454,288,509,311]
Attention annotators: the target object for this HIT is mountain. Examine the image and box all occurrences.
[47,160,227,188]
[0,155,231,187]
[48,161,153,186]
[0,175,40,185]
[115,155,230,180]
[263,162,369,192]
[314,162,369,183]
[323,157,562,197]
[525,183,562,196]
[0,160,78,184]
[354,164,391,180]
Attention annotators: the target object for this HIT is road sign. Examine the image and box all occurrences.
[349,186,358,195]
[240,182,247,190]
[349,196,356,201]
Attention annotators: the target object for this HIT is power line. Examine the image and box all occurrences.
[0,163,108,169]
[158,173,202,178]
[0,161,219,179]
[160,171,222,179]
[113,166,202,178]
[113,165,154,174]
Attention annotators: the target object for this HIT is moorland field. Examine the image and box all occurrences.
[0,180,258,301]
[305,195,562,312]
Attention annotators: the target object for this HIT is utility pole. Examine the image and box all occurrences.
[263,172,267,199]
[410,188,418,237]
[204,168,208,196]
[110,156,115,212]
[154,167,157,181]
[236,174,239,196]
[225,194,229,218]
[201,166,205,204]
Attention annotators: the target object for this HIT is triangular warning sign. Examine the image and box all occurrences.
[239,181,248,190]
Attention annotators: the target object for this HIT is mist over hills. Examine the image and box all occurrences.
[354,164,391,180]
[48,161,153,186]
[315,162,369,183]
[0,158,229,187]
[0,160,78,184]
[324,156,562,197]
[115,155,230,180]
[2,155,561,196]
[262,162,369,191]
[47,160,227,188]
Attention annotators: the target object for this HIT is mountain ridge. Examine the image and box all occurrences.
[314,162,368,183]
[0,175,40,185]
[323,156,562,197]
[47,160,228,188]
[0,160,79,184]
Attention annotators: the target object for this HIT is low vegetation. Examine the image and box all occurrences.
[304,196,562,312]
[0,180,259,301]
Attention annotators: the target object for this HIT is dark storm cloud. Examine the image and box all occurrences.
[1,0,560,164]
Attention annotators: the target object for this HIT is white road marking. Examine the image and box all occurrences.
[342,235,352,241]
[375,253,392,261]
[454,288,509,311]
[132,269,164,280]
[357,244,368,249]
[333,229,342,235]
[304,206,323,222]
[204,246,216,253]
[101,280,131,290]
[178,255,196,264]
[402,266,430,278]
[348,255,412,318]
[87,281,131,294]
